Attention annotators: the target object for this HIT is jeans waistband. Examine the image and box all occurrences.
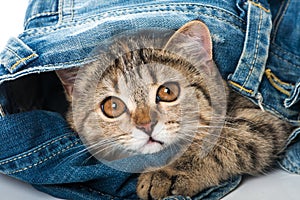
[0,0,247,84]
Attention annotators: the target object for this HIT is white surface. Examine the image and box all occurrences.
[0,1,300,200]
[0,1,29,50]
[1,170,300,200]
[0,174,60,200]
[223,170,300,200]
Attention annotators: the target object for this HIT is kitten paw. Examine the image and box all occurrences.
[137,170,199,200]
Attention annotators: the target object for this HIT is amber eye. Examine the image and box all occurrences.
[156,82,180,103]
[101,97,127,118]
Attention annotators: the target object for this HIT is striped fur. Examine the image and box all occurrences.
[58,21,294,199]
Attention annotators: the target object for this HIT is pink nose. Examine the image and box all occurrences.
[136,121,157,135]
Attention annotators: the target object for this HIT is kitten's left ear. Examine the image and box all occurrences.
[56,67,79,99]
[164,20,213,60]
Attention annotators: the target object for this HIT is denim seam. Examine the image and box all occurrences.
[271,0,285,29]
[6,140,80,175]
[228,80,254,94]
[21,3,245,38]
[271,0,290,43]
[272,44,300,60]
[60,0,75,22]
[0,55,99,84]
[24,12,59,29]
[170,10,246,33]
[0,135,73,165]
[71,3,245,24]
[265,69,292,96]
[278,161,296,174]
[265,69,294,87]
[280,155,300,173]
[58,0,63,23]
[21,9,245,37]
[4,46,23,60]
[270,51,300,68]
[242,5,263,90]
[71,0,75,21]
[80,185,137,200]
[261,101,300,124]
[164,197,191,200]
[9,53,38,71]
[248,0,270,13]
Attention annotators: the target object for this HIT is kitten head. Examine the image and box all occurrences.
[56,21,226,166]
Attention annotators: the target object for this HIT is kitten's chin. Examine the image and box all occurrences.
[139,141,164,154]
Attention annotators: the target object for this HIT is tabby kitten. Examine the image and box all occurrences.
[56,21,293,199]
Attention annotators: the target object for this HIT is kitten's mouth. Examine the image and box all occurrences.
[147,137,164,145]
[138,136,165,154]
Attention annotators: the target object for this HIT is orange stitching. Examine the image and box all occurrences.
[228,80,254,94]
[10,53,37,71]
[265,69,291,96]
[249,1,270,13]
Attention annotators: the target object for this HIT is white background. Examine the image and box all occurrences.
[0,1,300,200]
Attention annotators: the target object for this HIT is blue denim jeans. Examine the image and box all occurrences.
[0,0,299,199]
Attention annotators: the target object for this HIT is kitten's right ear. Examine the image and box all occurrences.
[164,20,213,66]
[56,68,79,99]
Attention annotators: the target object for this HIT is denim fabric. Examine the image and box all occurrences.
[0,0,299,199]
[279,127,300,175]
[0,110,138,200]
[0,109,241,200]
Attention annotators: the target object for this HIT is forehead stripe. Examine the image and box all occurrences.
[147,66,157,83]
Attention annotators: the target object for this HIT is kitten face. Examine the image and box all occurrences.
[60,22,226,166]
[92,62,199,155]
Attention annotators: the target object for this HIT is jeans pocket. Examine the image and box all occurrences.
[263,68,300,124]
[265,68,294,97]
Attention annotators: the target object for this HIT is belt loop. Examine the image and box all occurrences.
[58,0,74,23]
[228,0,271,98]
